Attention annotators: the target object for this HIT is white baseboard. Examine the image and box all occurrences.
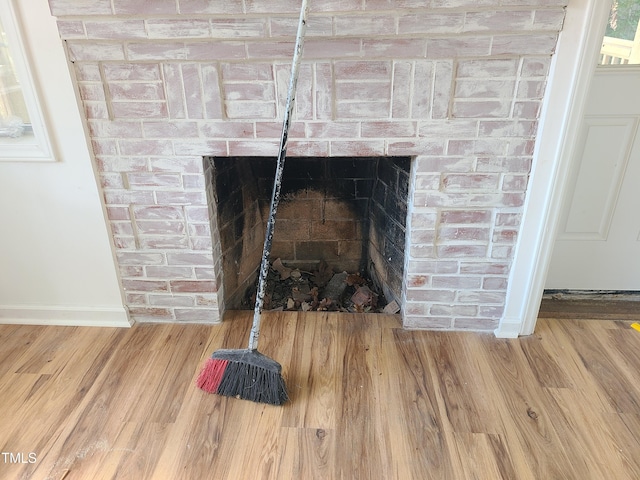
[0,305,132,327]
[494,317,522,338]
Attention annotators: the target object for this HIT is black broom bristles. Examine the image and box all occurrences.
[196,349,288,405]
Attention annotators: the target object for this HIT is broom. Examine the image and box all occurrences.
[196,0,309,405]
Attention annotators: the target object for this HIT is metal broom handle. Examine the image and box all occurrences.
[248,0,309,351]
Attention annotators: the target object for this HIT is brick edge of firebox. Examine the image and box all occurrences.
[51,0,568,331]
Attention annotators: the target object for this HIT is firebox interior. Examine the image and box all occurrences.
[206,156,410,314]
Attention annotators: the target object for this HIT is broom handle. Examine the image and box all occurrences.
[248,0,309,351]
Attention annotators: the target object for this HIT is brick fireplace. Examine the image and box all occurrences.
[49,0,567,331]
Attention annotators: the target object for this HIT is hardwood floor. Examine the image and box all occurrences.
[1,311,640,479]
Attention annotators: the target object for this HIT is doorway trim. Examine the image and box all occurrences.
[496,0,614,338]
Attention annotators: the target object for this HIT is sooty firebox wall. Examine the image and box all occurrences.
[207,156,410,312]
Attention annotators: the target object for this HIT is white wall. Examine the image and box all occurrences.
[0,0,129,326]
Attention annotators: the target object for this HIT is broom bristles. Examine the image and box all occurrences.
[196,358,228,393]
[196,349,288,405]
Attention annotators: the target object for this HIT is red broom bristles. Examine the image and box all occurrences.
[196,358,229,393]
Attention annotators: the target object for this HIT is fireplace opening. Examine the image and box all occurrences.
[204,156,410,316]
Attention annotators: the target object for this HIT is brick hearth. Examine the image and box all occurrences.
[49,0,567,330]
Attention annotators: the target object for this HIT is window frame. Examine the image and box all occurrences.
[0,0,55,162]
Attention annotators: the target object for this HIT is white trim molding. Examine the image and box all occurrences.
[0,305,132,328]
[496,0,614,338]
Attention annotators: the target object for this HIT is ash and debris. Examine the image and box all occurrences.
[242,259,400,314]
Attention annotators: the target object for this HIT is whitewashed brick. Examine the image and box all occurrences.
[204,65,223,119]
[75,64,102,82]
[270,16,333,37]
[113,0,177,14]
[149,156,204,173]
[53,2,563,330]
[146,20,211,38]
[100,173,125,189]
[287,141,330,157]
[405,317,453,330]
[111,102,169,119]
[491,34,559,55]
[149,294,196,307]
[96,156,147,172]
[362,38,427,58]
[225,101,277,119]
[127,42,188,61]
[162,64,186,119]
[335,15,396,35]
[167,252,213,265]
[455,79,515,99]
[463,10,534,32]
[57,20,85,39]
[426,37,492,58]
[479,120,537,137]
[442,174,500,191]
[412,62,433,119]
[146,266,194,279]
[155,191,207,205]
[460,262,510,275]
[143,121,199,138]
[171,141,227,157]
[92,139,118,155]
[521,57,551,77]
[128,307,175,321]
[407,260,458,275]
[255,121,303,138]
[330,140,385,156]
[452,100,512,119]
[106,206,130,221]
[399,13,465,34]
[122,279,169,292]
[387,140,443,156]
[89,120,143,138]
[136,221,186,235]
[315,63,333,120]
[533,9,566,30]
[139,235,190,249]
[447,139,507,156]
[228,140,279,156]
[453,318,498,330]
[49,0,112,16]
[391,62,412,118]
[133,206,184,220]
[67,43,125,61]
[476,157,531,173]
[179,0,243,14]
[457,58,519,78]
[85,20,146,39]
[119,139,173,156]
[125,292,146,304]
[502,174,529,192]
[174,308,220,322]
[109,82,165,101]
[406,289,456,302]
[433,61,453,119]
[195,268,216,280]
[516,80,547,99]
[210,18,267,38]
[304,38,363,59]
[430,304,478,316]
[104,190,155,205]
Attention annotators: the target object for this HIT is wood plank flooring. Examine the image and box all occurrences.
[1,311,640,479]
